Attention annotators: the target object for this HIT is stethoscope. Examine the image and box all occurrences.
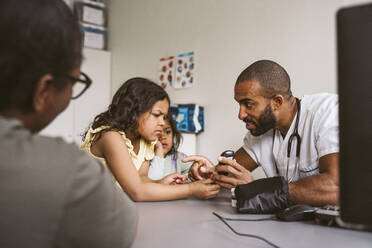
[273,97,302,182]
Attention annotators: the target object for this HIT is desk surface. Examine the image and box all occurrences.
[133,189,372,248]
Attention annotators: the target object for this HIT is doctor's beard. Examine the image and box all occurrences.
[246,103,276,136]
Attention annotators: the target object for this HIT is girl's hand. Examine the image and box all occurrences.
[154,139,165,158]
[159,173,187,185]
[189,179,220,199]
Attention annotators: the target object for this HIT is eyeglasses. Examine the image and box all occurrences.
[63,72,92,99]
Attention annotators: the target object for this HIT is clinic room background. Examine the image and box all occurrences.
[47,0,370,179]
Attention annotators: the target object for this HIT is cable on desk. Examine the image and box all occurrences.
[220,215,276,222]
[213,212,280,248]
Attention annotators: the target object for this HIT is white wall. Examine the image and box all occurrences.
[108,0,370,176]
[41,48,111,145]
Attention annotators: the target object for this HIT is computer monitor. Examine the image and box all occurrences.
[337,3,372,228]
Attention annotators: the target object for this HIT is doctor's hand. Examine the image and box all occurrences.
[182,155,215,181]
[213,157,254,189]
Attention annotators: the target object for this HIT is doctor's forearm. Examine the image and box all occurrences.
[288,173,339,206]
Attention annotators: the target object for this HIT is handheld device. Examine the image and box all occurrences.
[218,150,235,176]
[220,150,234,159]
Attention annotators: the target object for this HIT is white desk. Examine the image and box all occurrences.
[133,189,372,248]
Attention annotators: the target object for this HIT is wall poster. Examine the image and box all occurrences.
[158,56,174,89]
[174,51,195,89]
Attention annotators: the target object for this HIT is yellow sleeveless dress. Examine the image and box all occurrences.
[81,125,155,172]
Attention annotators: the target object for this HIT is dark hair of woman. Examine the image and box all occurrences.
[0,0,83,113]
[83,77,170,142]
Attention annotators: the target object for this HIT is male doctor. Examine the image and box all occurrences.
[184,60,339,207]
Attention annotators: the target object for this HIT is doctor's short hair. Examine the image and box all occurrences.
[236,60,292,99]
[0,0,83,113]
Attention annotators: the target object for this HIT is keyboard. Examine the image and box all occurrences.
[314,205,370,231]
[314,205,340,220]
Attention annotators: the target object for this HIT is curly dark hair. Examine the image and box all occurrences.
[83,77,170,142]
[165,114,182,155]
[0,0,83,113]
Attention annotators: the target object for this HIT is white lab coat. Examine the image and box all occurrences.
[243,93,339,182]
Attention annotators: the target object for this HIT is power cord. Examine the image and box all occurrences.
[212,212,280,248]
[217,214,276,222]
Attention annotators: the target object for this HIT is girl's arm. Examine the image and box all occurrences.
[139,161,186,185]
[92,131,220,201]
[147,139,167,180]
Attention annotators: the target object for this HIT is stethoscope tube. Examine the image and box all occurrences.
[287,98,302,158]
[273,97,302,182]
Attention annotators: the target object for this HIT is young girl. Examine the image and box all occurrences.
[81,77,219,201]
[148,114,192,180]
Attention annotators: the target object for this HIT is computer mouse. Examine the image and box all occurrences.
[276,204,316,221]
